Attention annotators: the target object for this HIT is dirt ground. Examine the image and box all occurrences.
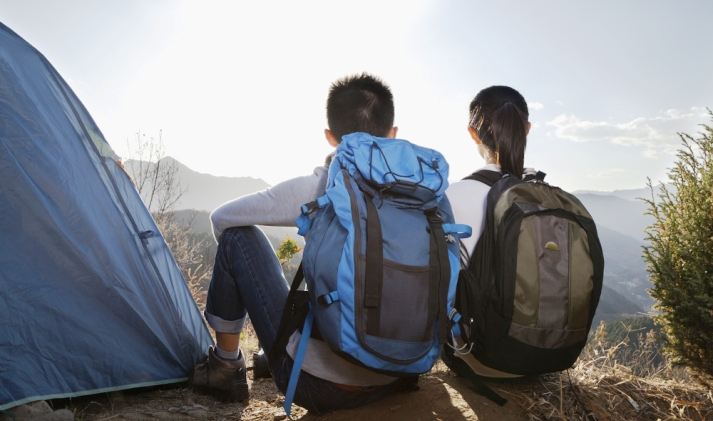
[63,359,541,421]
[48,323,713,421]
[51,356,713,421]
[53,322,544,421]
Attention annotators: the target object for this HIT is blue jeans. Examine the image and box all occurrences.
[204,226,416,414]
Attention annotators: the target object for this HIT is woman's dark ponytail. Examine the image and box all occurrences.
[468,86,529,179]
[491,102,527,178]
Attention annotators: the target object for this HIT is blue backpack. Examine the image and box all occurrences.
[275,133,471,416]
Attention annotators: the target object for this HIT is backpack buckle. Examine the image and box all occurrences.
[425,208,442,224]
[301,201,321,215]
[317,291,339,307]
[300,195,331,215]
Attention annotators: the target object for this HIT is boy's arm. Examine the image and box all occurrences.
[210,165,328,241]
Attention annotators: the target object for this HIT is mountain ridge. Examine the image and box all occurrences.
[125,156,270,212]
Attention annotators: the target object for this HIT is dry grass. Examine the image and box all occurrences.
[510,322,713,420]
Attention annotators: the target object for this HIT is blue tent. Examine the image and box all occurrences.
[0,23,213,410]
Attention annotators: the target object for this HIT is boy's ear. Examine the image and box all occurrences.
[324,129,339,148]
[386,127,398,139]
[468,126,482,145]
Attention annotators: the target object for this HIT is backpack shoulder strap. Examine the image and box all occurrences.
[462,169,502,187]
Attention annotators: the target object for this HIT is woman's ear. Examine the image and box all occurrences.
[324,129,339,148]
[468,126,482,145]
[526,122,531,135]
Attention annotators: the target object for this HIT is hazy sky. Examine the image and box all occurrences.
[2,1,712,191]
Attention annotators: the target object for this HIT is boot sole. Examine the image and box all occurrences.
[189,369,250,403]
[191,382,250,403]
[216,382,250,403]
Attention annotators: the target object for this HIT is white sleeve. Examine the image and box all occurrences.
[445,179,491,264]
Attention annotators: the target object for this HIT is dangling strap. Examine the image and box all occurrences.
[272,265,304,359]
[567,370,597,420]
[283,304,314,419]
[448,351,507,406]
[269,264,311,370]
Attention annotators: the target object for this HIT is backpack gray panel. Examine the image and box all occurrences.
[534,215,570,331]
[358,257,432,343]
[507,324,588,349]
[512,217,540,327]
[568,222,593,330]
[380,259,431,342]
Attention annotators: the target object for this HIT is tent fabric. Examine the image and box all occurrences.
[0,23,214,410]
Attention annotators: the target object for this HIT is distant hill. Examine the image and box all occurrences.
[573,193,653,242]
[126,157,270,212]
[596,226,653,310]
[573,183,672,202]
[593,285,644,327]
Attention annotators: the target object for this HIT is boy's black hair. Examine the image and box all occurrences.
[326,73,394,142]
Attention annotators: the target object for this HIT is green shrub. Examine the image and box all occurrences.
[642,111,713,384]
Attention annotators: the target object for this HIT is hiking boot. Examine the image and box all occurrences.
[189,347,249,403]
[251,348,271,379]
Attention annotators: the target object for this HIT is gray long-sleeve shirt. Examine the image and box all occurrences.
[210,165,329,241]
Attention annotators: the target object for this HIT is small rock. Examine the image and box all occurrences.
[273,414,287,421]
[2,401,53,421]
[29,409,74,421]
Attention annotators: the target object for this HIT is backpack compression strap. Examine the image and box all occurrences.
[425,208,452,346]
[363,190,384,336]
[462,169,503,186]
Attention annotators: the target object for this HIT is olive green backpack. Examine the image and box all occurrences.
[448,170,603,401]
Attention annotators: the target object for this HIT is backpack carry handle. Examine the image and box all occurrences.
[443,223,472,239]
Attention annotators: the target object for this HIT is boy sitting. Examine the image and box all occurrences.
[189,73,417,414]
